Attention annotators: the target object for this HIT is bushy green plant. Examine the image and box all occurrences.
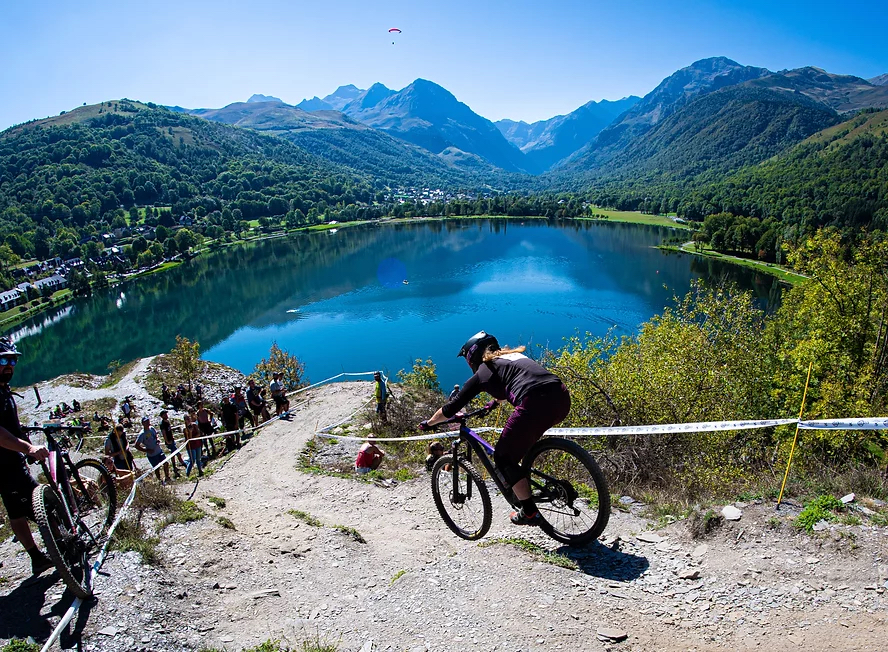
[398,358,441,393]
[795,494,844,532]
[253,341,307,392]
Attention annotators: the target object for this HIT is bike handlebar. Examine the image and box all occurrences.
[420,400,498,431]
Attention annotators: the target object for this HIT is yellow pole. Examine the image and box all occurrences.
[777,361,813,508]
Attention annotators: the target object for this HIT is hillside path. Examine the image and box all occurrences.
[1,382,886,651]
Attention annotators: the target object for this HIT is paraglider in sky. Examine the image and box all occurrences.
[389,27,401,45]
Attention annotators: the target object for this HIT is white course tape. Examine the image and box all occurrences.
[798,417,888,430]
[552,418,798,437]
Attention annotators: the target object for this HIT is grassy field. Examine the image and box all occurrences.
[579,209,692,229]
[660,242,807,285]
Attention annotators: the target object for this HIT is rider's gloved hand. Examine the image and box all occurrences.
[418,421,431,431]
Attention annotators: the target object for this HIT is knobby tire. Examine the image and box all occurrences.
[32,484,93,599]
[73,458,117,537]
[431,455,492,541]
[523,437,610,545]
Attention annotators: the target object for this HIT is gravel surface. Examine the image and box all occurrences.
[1,371,887,651]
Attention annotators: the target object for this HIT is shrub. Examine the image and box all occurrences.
[398,358,441,393]
[688,509,723,539]
[795,494,844,532]
[253,341,307,391]
[112,516,161,565]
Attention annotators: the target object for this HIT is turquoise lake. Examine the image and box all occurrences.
[9,220,779,389]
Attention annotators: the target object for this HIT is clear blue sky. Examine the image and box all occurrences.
[2,0,886,131]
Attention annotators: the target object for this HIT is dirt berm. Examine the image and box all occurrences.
[1,379,886,651]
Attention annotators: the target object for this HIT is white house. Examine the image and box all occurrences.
[0,288,22,311]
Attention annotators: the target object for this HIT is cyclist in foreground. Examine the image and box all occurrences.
[0,337,53,575]
[420,331,571,525]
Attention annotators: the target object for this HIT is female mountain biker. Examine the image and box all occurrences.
[420,331,571,525]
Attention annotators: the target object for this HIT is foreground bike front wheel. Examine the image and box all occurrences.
[524,437,610,546]
[73,458,117,537]
[32,485,93,599]
[431,455,492,540]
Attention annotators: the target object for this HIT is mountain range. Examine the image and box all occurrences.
[5,56,888,213]
[168,56,888,189]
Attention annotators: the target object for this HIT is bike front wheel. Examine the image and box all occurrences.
[524,437,610,546]
[431,455,492,541]
[32,485,93,599]
[73,458,118,537]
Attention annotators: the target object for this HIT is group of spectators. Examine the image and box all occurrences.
[102,376,292,483]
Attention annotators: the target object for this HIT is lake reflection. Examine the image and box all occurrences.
[10,220,779,388]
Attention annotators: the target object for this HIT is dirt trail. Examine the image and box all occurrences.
[2,381,887,651]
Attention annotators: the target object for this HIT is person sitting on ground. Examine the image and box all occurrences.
[270,372,290,417]
[0,336,53,575]
[425,440,446,472]
[184,415,203,477]
[135,415,171,485]
[95,412,111,431]
[246,378,270,424]
[420,330,571,526]
[231,386,254,429]
[219,396,240,451]
[104,423,137,474]
[196,400,217,457]
[159,410,185,478]
[373,371,388,423]
[72,399,81,412]
[161,384,173,406]
[355,437,385,474]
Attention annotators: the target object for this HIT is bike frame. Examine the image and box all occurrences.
[442,408,574,511]
[29,427,100,547]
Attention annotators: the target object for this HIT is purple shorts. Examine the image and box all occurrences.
[495,383,571,473]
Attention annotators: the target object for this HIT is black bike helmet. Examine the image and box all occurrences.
[457,331,500,372]
[0,337,20,357]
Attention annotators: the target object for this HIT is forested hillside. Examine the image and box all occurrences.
[561,85,840,187]
[0,101,379,260]
[582,108,888,256]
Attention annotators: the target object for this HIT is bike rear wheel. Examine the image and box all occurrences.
[73,458,117,537]
[431,455,492,540]
[524,437,610,546]
[32,485,93,599]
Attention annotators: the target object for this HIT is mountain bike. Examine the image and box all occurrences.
[425,403,610,545]
[24,424,117,599]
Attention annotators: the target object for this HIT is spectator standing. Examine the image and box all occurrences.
[196,401,217,456]
[449,384,460,401]
[135,415,171,484]
[374,371,388,423]
[184,415,203,477]
[231,386,255,429]
[355,437,385,474]
[270,372,290,417]
[104,424,136,473]
[159,410,185,478]
[220,396,240,451]
[246,379,270,424]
